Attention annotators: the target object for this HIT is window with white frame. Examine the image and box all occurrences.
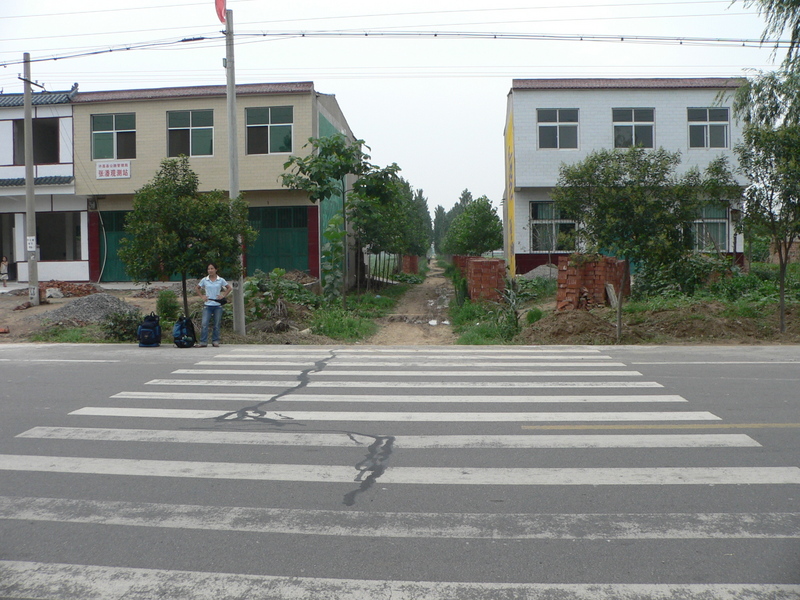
[245,106,293,154]
[691,205,728,251]
[167,110,213,157]
[530,201,576,252]
[537,109,578,149]
[688,107,729,149]
[613,108,654,148]
[92,113,136,160]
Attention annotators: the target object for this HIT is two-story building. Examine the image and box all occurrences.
[0,81,354,283]
[0,85,87,282]
[503,78,746,277]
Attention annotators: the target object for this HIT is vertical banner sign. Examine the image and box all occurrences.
[216,0,226,23]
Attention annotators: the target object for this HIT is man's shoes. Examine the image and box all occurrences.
[198,343,207,348]
[212,342,220,347]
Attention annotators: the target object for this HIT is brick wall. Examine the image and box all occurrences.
[467,258,506,302]
[556,255,628,311]
[401,255,419,274]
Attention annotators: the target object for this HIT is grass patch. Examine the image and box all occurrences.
[30,324,106,343]
[310,306,377,341]
[449,299,513,345]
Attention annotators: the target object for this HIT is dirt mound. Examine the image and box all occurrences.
[519,302,800,345]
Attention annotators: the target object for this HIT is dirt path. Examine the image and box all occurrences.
[364,263,458,345]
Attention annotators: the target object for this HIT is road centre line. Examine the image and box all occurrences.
[18,427,760,448]
[4,561,797,600]
[68,407,720,422]
[196,360,626,368]
[0,496,791,539]
[146,379,664,389]
[1,456,798,485]
[112,391,687,403]
[523,423,800,430]
[173,369,643,377]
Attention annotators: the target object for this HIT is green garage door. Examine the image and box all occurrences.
[99,211,131,282]
[246,206,309,275]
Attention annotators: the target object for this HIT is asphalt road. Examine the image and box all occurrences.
[0,343,798,599]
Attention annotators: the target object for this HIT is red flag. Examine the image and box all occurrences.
[216,0,226,23]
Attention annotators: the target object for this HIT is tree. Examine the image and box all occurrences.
[433,205,447,254]
[441,195,503,256]
[119,156,257,316]
[735,125,800,332]
[281,134,373,303]
[551,147,738,340]
[739,0,800,63]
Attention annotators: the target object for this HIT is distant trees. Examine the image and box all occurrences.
[441,194,503,256]
[433,189,502,256]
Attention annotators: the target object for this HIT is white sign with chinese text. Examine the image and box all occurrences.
[96,161,131,179]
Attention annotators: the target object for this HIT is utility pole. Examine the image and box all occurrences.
[225,9,245,336]
[23,52,39,306]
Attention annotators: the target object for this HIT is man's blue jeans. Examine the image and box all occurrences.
[200,304,223,344]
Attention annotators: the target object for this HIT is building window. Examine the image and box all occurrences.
[246,106,293,154]
[92,113,136,160]
[36,211,82,261]
[692,206,728,251]
[12,118,60,165]
[530,201,576,252]
[167,110,213,157]
[613,108,654,148]
[538,109,578,149]
[688,107,729,149]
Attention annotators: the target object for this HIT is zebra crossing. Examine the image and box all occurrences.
[1,345,798,599]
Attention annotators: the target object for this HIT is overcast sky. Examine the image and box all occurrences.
[0,0,781,212]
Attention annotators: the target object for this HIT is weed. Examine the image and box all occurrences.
[310,306,377,341]
[31,324,105,343]
[156,289,181,321]
[100,311,142,342]
[525,308,544,324]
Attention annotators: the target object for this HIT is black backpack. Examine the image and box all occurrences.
[172,316,196,348]
[137,312,161,347]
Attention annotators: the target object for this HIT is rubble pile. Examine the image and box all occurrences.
[39,293,140,325]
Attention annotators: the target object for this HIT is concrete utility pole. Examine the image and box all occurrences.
[23,52,39,306]
[225,9,246,336]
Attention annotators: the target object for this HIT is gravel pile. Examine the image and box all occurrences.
[39,293,140,325]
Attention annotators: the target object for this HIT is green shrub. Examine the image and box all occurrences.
[100,310,142,342]
[310,307,377,341]
[394,272,424,284]
[526,308,544,324]
[244,268,320,321]
[156,289,181,321]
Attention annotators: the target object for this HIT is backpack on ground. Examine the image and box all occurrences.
[137,312,161,347]
[172,316,196,348]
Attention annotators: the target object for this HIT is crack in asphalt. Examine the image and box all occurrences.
[210,349,396,505]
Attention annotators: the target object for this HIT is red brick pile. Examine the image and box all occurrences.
[556,255,628,311]
[466,258,506,302]
[40,280,100,297]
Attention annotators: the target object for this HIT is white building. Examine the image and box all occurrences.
[0,85,91,282]
[503,78,745,276]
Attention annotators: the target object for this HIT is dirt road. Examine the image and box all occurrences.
[364,264,458,345]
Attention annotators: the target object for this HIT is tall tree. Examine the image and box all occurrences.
[119,156,257,316]
[735,124,800,332]
[441,195,503,256]
[740,0,800,63]
[281,134,373,303]
[433,205,447,254]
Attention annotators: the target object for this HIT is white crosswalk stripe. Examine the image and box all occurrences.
[3,346,796,600]
[3,561,797,600]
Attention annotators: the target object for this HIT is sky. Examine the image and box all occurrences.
[0,0,783,213]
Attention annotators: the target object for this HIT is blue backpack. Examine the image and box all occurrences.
[172,316,196,348]
[137,312,161,347]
